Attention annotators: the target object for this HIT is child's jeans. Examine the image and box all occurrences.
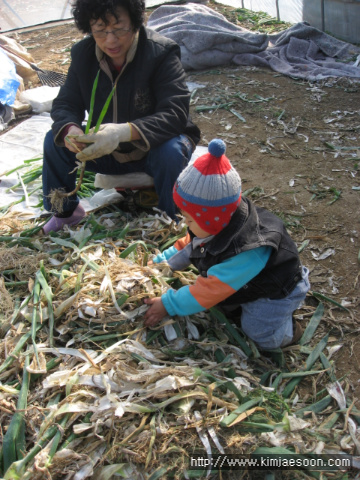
[240,267,310,350]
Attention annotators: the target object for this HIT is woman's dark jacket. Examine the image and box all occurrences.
[51,26,200,163]
[189,197,304,306]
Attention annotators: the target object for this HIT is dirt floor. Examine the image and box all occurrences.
[3,1,360,408]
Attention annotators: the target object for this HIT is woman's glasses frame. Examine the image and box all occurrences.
[92,27,132,39]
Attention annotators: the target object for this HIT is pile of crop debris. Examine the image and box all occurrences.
[0,176,359,480]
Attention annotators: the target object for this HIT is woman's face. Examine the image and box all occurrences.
[90,8,135,67]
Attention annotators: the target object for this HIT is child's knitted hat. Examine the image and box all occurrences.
[173,139,241,235]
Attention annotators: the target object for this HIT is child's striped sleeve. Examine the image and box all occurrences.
[161,246,272,316]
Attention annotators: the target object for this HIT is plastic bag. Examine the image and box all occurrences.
[88,189,124,208]
[0,49,20,106]
[0,36,36,79]
[94,172,155,189]
[19,85,60,113]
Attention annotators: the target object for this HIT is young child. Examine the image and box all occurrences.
[144,139,310,350]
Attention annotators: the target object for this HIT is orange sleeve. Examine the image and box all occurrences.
[189,275,236,309]
[173,232,191,251]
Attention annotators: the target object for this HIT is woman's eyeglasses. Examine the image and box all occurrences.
[92,28,132,39]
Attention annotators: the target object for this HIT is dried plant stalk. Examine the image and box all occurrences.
[0,278,14,317]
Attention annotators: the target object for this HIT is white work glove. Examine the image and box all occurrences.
[75,123,132,161]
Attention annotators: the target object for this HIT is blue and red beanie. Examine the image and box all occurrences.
[173,139,242,235]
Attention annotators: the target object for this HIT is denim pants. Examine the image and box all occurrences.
[42,131,194,219]
[240,267,310,350]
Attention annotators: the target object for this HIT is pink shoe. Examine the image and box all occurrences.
[42,204,86,234]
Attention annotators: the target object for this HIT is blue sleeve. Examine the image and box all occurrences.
[162,285,203,317]
[153,243,192,270]
[152,246,178,264]
[207,245,272,291]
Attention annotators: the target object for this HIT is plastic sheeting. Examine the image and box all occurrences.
[0,114,52,216]
[0,114,123,217]
[0,0,303,31]
[0,113,52,165]
[216,0,303,24]
[2,0,359,44]
[0,50,20,106]
[1,0,72,32]
[214,0,360,44]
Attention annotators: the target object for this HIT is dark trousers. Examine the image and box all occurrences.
[42,131,194,219]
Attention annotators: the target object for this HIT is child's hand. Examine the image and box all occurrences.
[147,260,154,265]
[144,297,167,327]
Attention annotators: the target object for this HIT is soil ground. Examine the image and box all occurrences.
[3,2,360,406]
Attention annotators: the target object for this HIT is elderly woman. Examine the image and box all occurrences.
[42,0,200,233]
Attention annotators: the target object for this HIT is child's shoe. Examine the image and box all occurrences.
[285,320,303,346]
[42,204,86,234]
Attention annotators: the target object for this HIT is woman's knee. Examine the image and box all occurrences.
[43,130,64,167]
[43,130,54,157]
[148,135,192,173]
[43,130,78,171]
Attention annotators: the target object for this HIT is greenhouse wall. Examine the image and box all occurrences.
[218,0,360,44]
[1,0,360,45]
[303,0,360,44]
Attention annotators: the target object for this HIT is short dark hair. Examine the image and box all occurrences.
[72,0,145,33]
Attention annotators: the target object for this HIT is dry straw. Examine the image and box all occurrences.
[0,207,358,479]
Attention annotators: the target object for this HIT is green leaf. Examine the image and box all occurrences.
[94,83,117,132]
[119,241,148,258]
[148,467,168,480]
[311,291,350,312]
[86,69,100,134]
[35,270,55,346]
[2,356,30,473]
[210,308,252,357]
[220,397,263,427]
[299,302,324,345]
[282,334,329,398]
[295,395,333,418]
[97,464,135,480]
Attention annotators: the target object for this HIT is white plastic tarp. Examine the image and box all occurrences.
[1,0,72,32]
[0,114,123,217]
[0,114,52,216]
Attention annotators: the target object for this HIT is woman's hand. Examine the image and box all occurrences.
[144,297,167,327]
[65,125,87,153]
[75,123,132,161]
